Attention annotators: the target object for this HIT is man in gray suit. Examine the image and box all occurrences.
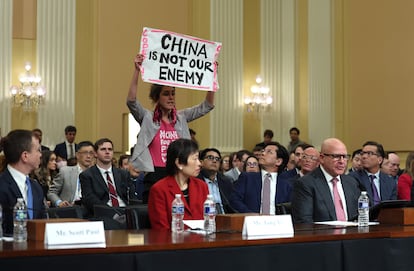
[47,141,95,207]
[291,138,361,224]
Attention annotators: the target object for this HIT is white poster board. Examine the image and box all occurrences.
[139,27,221,91]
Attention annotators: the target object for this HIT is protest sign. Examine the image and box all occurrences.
[139,27,221,91]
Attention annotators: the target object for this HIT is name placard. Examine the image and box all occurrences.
[242,215,294,238]
[44,221,106,247]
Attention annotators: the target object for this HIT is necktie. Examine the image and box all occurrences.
[68,144,74,159]
[26,177,34,219]
[106,171,119,207]
[332,178,346,221]
[369,175,381,206]
[262,173,271,215]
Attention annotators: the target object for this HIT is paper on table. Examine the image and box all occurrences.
[314,221,379,226]
[183,220,204,230]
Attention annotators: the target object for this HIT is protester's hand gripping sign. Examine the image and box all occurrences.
[139,27,222,92]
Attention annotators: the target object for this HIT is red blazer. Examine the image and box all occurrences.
[397,173,412,200]
[148,175,209,230]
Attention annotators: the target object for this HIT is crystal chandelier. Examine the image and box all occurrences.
[243,75,272,112]
[9,62,46,111]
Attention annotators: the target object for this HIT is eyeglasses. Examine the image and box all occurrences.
[246,162,258,167]
[360,151,379,157]
[78,151,94,156]
[323,153,350,161]
[205,155,221,162]
[302,155,319,162]
[222,160,229,164]
[261,149,276,155]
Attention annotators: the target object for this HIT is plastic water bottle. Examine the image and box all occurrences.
[203,194,216,234]
[13,198,28,242]
[171,194,184,233]
[358,191,369,227]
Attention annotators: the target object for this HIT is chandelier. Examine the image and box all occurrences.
[9,62,46,111]
[243,75,272,112]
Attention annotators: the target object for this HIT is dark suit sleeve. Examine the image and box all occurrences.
[79,170,107,214]
[229,173,255,213]
[291,178,314,224]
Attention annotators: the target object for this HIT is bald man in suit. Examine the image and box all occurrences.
[292,138,361,224]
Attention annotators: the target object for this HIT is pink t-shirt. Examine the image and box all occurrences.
[149,120,179,167]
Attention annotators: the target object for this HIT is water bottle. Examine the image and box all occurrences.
[203,194,216,235]
[13,198,28,242]
[358,191,369,227]
[171,194,184,233]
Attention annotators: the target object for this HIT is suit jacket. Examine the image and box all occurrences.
[54,142,79,160]
[0,169,46,235]
[349,170,397,206]
[148,175,209,230]
[291,167,361,224]
[224,167,240,183]
[197,170,237,214]
[47,165,80,206]
[79,165,137,217]
[279,168,300,185]
[230,171,292,213]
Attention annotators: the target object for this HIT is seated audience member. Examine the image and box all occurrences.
[32,128,50,151]
[291,138,360,224]
[220,154,231,173]
[230,142,292,214]
[381,152,401,184]
[148,139,208,230]
[54,125,78,161]
[349,141,397,207]
[47,141,95,207]
[279,143,313,180]
[80,138,137,217]
[198,148,236,214]
[0,130,47,236]
[127,162,145,201]
[348,149,362,173]
[31,150,58,200]
[224,149,252,183]
[399,152,414,200]
[288,147,320,185]
[243,155,260,173]
[255,129,274,149]
[286,152,296,171]
[118,154,131,170]
[252,145,263,159]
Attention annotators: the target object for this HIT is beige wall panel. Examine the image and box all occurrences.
[345,0,414,152]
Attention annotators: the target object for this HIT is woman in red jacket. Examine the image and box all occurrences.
[397,152,414,200]
[148,138,209,230]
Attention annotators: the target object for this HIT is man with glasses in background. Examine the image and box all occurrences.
[198,148,237,214]
[349,141,397,206]
[230,142,292,214]
[292,138,361,223]
[48,141,95,208]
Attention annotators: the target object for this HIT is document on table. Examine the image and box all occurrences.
[314,221,379,226]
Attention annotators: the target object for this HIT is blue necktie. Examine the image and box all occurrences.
[26,177,34,219]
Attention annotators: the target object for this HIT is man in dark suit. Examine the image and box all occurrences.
[292,138,361,224]
[198,148,237,214]
[80,138,136,218]
[53,125,78,162]
[0,130,47,236]
[32,128,50,151]
[349,141,397,206]
[230,142,292,214]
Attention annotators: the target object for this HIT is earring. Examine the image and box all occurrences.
[179,167,183,170]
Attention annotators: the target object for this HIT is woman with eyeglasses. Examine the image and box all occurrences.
[148,138,209,230]
[243,155,260,173]
[220,155,231,173]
